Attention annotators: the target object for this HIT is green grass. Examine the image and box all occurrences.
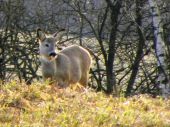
[0,81,170,127]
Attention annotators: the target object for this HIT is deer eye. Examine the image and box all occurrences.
[45,44,49,47]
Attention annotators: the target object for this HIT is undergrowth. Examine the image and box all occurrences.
[0,81,170,127]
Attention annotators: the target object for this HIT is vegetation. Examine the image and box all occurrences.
[1,0,170,96]
[0,1,170,125]
[0,81,170,127]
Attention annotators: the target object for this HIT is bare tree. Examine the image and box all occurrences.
[125,0,145,96]
[148,0,170,97]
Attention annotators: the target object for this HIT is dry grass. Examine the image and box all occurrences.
[0,81,170,127]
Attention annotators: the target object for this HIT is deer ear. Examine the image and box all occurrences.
[37,28,46,42]
[53,29,66,42]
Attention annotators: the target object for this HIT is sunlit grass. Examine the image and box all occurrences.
[0,81,170,126]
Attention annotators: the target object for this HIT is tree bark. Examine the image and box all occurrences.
[148,0,170,97]
[105,0,122,94]
[0,38,5,83]
[125,0,145,96]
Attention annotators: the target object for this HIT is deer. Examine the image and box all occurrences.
[37,28,92,88]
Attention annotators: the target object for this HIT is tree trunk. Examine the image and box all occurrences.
[0,39,5,83]
[148,0,170,97]
[105,0,122,94]
[125,0,145,96]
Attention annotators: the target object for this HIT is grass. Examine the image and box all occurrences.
[0,81,170,127]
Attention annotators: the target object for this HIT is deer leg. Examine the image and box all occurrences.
[58,81,69,88]
[80,72,88,86]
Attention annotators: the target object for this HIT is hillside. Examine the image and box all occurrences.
[0,81,170,127]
